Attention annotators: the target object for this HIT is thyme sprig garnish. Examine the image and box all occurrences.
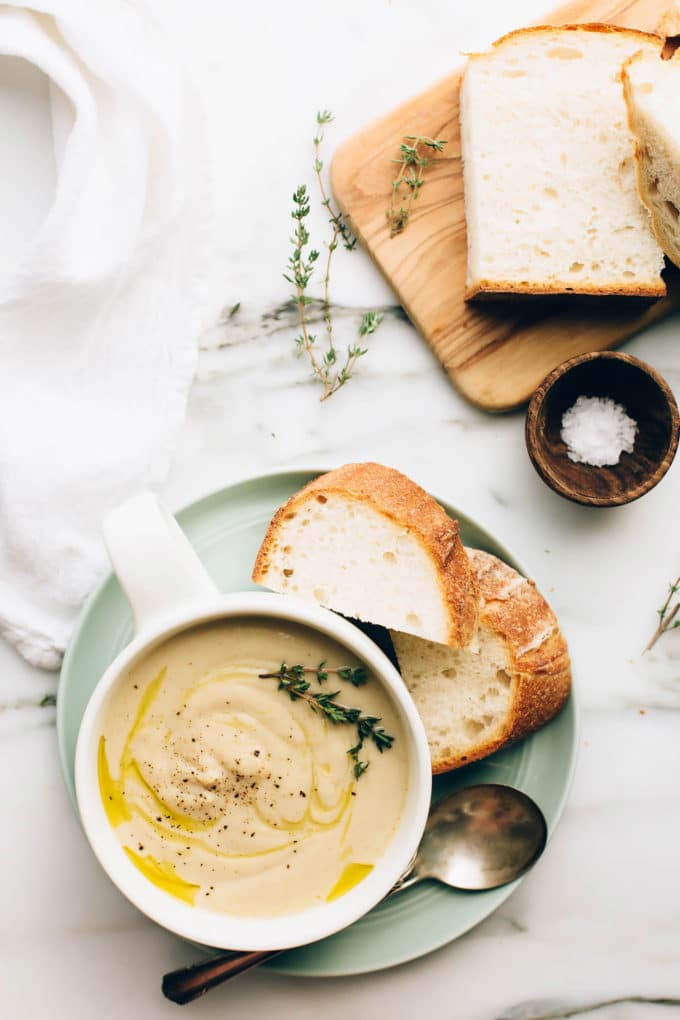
[644,575,680,652]
[387,135,447,237]
[259,662,394,779]
[285,111,383,400]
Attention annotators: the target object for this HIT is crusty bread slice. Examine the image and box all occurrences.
[460,24,666,299]
[252,463,479,648]
[623,48,680,268]
[392,549,571,773]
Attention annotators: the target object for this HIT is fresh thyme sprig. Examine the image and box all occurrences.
[285,111,383,400]
[644,575,680,652]
[259,662,394,779]
[286,186,323,379]
[387,135,447,237]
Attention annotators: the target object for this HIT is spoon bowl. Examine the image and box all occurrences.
[394,784,547,893]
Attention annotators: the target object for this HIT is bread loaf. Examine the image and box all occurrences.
[392,549,571,773]
[252,463,479,649]
[460,25,665,299]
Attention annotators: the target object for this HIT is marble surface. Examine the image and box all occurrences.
[3,1,680,1017]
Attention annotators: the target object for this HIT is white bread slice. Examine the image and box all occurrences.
[460,25,666,299]
[392,549,571,773]
[252,463,479,649]
[623,48,680,268]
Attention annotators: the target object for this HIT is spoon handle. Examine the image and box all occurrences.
[162,949,280,1004]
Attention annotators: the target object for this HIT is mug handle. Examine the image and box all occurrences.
[102,492,218,636]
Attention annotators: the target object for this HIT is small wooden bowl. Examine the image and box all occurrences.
[525,351,679,507]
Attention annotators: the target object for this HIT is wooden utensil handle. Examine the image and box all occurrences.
[162,949,280,1004]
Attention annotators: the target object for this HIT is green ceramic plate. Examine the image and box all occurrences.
[58,469,577,977]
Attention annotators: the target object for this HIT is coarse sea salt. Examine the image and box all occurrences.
[560,395,638,467]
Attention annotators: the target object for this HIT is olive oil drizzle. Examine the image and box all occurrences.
[326,863,373,902]
[123,847,199,905]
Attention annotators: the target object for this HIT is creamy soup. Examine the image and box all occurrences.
[98,618,408,917]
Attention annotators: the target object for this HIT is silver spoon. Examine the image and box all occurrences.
[162,784,546,1004]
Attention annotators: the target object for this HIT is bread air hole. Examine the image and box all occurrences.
[640,81,654,94]
[665,200,680,220]
[283,568,294,577]
[543,186,558,199]
[383,550,396,563]
[496,669,511,689]
[464,719,485,738]
[316,494,327,504]
[313,587,328,602]
[442,667,457,680]
[406,612,421,628]
[569,262,584,273]
[649,178,659,195]
[547,46,583,59]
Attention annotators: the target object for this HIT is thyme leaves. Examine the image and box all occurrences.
[259,661,394,779]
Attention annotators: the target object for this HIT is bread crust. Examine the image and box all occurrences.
[252,463,480,648]
[428,548,571,773]
[466,22,663,60]
[466,278,666,300]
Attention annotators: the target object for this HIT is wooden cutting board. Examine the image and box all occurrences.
[330,0,680,412]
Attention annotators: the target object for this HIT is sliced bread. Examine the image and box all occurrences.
[623,48,680,268]
[460,25,665,299]
[252,463,479,648]
[392,548,571,773]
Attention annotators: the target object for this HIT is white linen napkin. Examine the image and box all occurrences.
[0,0,214,668]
